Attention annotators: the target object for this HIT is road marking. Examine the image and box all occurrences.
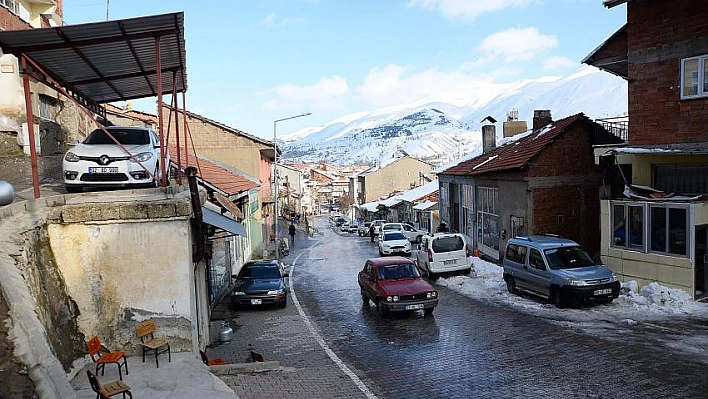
[289,251,379,399]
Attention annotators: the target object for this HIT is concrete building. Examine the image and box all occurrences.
[356,156,434,204]
[584,0,708,298]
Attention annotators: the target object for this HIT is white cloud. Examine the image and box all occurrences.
[260,13,302,27]
[408,0,536,21]
[263,76,349,112]
[543,55,579,70]
[358,64,505,108]
[478,27,558,62]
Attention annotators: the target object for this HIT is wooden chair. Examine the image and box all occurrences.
[136,319,171,367]
[199,349,226,366]
[86,370,132,399]
[85,336,128,380]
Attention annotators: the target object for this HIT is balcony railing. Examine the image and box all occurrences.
[596,116,628,142]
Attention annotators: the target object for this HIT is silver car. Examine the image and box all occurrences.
[63,126,170,193]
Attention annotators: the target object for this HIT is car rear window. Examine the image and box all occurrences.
[432,236,465,252]
[378,263,420,280]
[383,232,406,241]
[239,265,281,279]
[85,128,151,145]
[544,246,595,269]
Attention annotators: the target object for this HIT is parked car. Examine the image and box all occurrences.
[345,222,359,233]
[358,257,438,316]
[371,219,387,236]
[378,231,412,256]
[230,260,288,309]
[358,222,372,237]
[382,222,427,243]
[340,221,351,232]
[334,217,347,227]
[502,235,620,308]
[62,126,170,193]
[416,232,471,279]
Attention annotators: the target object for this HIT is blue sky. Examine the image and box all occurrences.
[64,0,627,140]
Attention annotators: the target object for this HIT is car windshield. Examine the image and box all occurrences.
[544,246,596,269]
[383,232,406,241]
[432,236,464,252]
[383,224,401,231]
[84,128,151,145]
[378,263,420,280]
[238,265,281,279]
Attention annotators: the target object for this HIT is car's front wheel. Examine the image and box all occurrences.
[278,298,287,309]
[65,185,82,193]
[424,307,434,316]
[551,287,566,308]
[376,300,387,316]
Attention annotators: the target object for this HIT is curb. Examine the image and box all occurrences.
[209,361,281,376]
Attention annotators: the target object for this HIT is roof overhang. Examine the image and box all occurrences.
[611,142,708,155]
[0,12,187,111]
[604,0,631,8]
[202,206,247,237]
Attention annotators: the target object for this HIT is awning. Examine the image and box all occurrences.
[202,206,247,236]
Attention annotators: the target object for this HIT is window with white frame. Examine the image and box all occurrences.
[0,0,19,15]
[461,185,475,238]
[681,55,708,99]
[477,186,499,252]
[611,201,690,257]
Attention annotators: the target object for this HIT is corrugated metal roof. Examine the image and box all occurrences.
[0,12,187,104]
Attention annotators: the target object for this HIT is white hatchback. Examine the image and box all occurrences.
[63,126,169,193]
[378,231,412,256]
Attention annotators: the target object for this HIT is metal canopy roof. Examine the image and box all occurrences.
[0,12,187,105]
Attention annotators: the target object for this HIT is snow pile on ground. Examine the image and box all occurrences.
[434,257,708,320]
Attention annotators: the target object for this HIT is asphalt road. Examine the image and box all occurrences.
[288,216,708,399]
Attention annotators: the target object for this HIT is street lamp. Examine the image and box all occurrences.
[273,112,311,262]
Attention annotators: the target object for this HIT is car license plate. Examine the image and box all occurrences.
[89,167,118,174]
[594,288,612,296]
[405,304,425,310]
[443,259,457,265]
[251,299,262,305]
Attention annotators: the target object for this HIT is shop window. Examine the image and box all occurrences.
[612,201,690,258]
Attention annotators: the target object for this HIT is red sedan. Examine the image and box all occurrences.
[358,257,438,316]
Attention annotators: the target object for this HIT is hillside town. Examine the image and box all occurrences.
[1,1,708,398]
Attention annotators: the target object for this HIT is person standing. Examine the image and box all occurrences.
[288,222,296,245]
[369,223,375,243]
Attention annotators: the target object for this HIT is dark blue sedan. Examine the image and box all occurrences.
[230,260,287,309]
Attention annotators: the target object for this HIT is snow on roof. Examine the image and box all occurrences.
[397,180,439,202]
[413,200,437,210]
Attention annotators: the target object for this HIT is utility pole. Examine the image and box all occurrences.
[106,0,110,20]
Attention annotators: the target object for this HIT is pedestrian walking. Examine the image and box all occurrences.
[288,222,296,245]
[369,223,375,243]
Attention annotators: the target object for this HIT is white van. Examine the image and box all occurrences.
[415,233,471,279]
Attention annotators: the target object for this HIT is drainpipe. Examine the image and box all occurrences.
[186,166,205,262]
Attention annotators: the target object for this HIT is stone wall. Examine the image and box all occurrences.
[0,186,197,398]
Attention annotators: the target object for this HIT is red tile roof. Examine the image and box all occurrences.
[441,113,587,176]
[169,146,258,196]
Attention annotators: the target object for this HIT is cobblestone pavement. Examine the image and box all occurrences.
[276,217,708,399]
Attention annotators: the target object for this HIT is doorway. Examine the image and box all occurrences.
[695,225,707,300]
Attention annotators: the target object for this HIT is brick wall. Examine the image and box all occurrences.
[528,123,602,254]
[0,7,31,31]
[627,0,708,145]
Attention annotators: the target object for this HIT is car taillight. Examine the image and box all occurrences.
[427,249,433,262]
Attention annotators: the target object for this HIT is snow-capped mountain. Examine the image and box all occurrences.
[280,67,627,167]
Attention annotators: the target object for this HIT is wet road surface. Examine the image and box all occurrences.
[290,216,708,398]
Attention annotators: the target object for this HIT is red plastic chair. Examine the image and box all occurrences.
[86,336,128,380]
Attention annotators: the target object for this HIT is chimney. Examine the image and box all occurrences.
[533,110,552,131]
[482,124,496,154]
[503,109,527,138]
